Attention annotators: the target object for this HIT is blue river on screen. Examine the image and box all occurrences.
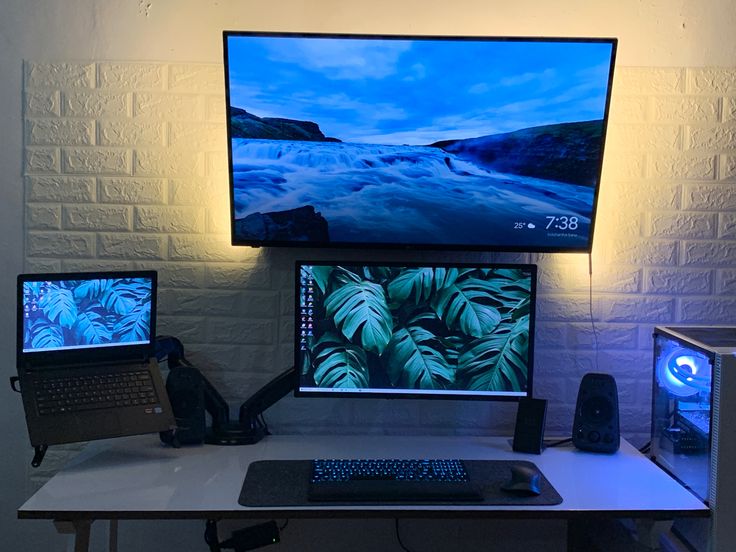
[230,139,594,247]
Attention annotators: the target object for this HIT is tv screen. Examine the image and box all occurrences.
[224,32,617,252]
[295,261,537,400]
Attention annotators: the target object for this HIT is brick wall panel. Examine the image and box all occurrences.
[63,148,131,175]
[644,267,714,294]
[687,124,736,152]
[136,262,205,288]
[64,91,130,118]
[169,122,225,151]
[21,61,736,440]
[679,298,736,323]
[27,119,95,146]
[27,176,96,202]
[134,206,205,233]
[98,63,165,90]
[25,147,60,174]
[25,90,61,117]
[133,149,204,177]
[168,64,223,94]
[98,177,165,204]
[648,212,717,238]
[97,233,166,259]
[605,239,679,266]
[688,68,736,95]
[607,95,649,124]
[725,97,736,123]
[614,67,685,95]
[598,296,676,323]
[682,241,736,267]
[168,235,250,262]
[716,269,736,295]
[683,182,736,210]
[204,264,272,290]
[649,153,716,180]
[134,92,205,120]
[26,205,62,230]
[722,155,736,180]
[651,96,720,123]
[25,62,95,89]
[98,120,165,147]
[718,213,736,239]
[28,232,95,258]
[63,205,132,231]
[607,123,682,151]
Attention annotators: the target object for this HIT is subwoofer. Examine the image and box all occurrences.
[572,372,620,453]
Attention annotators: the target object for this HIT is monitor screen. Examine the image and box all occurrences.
[295,261,536,400]
[18,271,157,361]
[224,32,617,252]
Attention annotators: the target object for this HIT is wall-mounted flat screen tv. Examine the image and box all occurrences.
[223,32,617,252]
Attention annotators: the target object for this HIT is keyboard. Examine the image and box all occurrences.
[33,369,159,415]
[308,458,484,502]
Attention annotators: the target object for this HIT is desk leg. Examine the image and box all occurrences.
[109,520,118,552]
[53,519,92,552]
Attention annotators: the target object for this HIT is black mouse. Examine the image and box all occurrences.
[501,463,542,496]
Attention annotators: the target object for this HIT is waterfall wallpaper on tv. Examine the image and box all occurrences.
[223,32,617,252]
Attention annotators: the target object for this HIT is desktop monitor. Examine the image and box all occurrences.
[295,261,536,400]
[224,32,617,252]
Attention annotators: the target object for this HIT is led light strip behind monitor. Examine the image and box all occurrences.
[224,32,617,252]
[295,261,536,400]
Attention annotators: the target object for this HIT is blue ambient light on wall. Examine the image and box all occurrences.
[657,347,711,397]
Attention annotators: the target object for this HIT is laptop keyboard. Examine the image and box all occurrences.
[33,369,159,415]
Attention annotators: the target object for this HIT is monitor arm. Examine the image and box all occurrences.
[204,366,295,446]
[238,366,296,431]
[156,335,295,446]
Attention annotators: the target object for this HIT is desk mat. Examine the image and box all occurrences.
[239,460,562,507]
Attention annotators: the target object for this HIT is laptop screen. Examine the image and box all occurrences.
[17,271,157,367]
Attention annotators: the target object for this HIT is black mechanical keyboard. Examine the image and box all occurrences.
[33,369,158,415]
[308,458,483,502]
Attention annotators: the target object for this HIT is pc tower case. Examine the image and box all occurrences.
[650,326,736,552]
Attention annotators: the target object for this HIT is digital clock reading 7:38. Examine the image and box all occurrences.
[545,216,579,230]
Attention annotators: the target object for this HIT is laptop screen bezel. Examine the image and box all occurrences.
[16,270,158,370]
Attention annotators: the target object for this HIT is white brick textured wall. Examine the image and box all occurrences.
[23,62,736,446]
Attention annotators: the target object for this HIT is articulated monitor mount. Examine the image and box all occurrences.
[157,335,295,447]
[205,364,295,446]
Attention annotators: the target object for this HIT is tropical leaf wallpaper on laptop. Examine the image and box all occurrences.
[22,278,153,352]
[299,265,533,395]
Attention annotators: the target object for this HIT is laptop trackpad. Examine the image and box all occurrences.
[78,413,122,437]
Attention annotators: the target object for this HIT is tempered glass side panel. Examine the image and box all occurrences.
[651,332,713,503]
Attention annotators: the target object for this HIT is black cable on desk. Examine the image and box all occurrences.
[395,519,414,552]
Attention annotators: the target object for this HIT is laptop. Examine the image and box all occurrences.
[16,270,175,448]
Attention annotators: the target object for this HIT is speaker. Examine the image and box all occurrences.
[160,360,206,446]
[512,397,547,454]
[572,373,620,453]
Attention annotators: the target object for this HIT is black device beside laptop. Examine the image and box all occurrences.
[15,270,175,465]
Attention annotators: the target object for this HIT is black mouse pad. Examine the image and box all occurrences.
[238,459,562,507]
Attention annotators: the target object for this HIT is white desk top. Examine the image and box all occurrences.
[18,434,709,520]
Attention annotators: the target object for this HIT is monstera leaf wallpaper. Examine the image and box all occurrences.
[22,278,153,351]
[301,265,533,394]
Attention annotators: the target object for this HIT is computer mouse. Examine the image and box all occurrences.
[501,463,542,496]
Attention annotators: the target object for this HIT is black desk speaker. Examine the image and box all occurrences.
[512,397,547,454]
[572,373,620,453]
